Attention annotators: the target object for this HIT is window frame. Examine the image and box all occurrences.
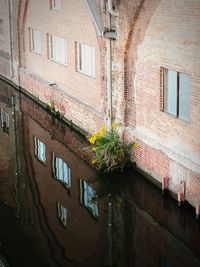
[57,202,67,227]
[162,67,191,121]
[0,19,4,41]
[34,137,46,164]
[50,0,62,11]
[48,34,67,66]
[77,42,96,78]
[52,153,71,189]
[79,179,99,219]
[29,28,42,55]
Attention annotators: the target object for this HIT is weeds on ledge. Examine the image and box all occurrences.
[46,97,64,119]
[88,124,138,173]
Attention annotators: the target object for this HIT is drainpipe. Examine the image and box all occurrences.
[105,0,117,132]
[85,0,117,131]
[106,6,112,131]
[8,0,14,79]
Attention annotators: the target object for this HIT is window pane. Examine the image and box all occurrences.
[78,43,95,77]
[50,35,67,65]
[164,69,177,115]
[179,73,190,121]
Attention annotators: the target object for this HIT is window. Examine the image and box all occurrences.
[80,179,99,218]
[0,19,3,40]
[51,0,61,10]
[52,153,71,189]
[30,28,42,55]
[49,34,67,65]
[163,68,191,121]
[0,109,9,133]
[77,43,95,77]
[57,202,67,227]
[34,137,46,163]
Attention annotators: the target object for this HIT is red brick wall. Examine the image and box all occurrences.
[125,0,200,207]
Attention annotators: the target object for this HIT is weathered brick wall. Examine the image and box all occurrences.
[19,0,105,133]
[20,69,104,134]
[125,0,200,207]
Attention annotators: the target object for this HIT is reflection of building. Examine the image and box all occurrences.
[17,92,105,267]
[0,80,17,208]
[0,0,200,213]
[112,174,200,267]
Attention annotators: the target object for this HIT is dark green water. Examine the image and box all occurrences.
[0,79,200,267]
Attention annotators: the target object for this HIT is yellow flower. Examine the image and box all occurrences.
[133,143,140,148]
[112,122,119,129]
[92,147,97,152]
[92,158,97,164]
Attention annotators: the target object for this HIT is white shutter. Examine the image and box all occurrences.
[32,29,42,54]
[164,69,177,116]
[0,109,3,127]
[78,44,95,77]
[179,73,190,121]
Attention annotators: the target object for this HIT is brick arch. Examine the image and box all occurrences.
[18,0,29,69]
[123,0,160,127]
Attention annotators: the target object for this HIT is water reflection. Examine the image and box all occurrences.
[0,80,106,267]
[96,170,200,267]
[1,79,200,267]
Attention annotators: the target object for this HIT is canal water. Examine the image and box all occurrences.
[0,79,200,267]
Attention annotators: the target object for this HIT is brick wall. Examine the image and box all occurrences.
[125,0,200,207]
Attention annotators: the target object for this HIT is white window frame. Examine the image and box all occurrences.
[50,0,62,10]
[77,43,96,78]
[163,68,191,121]
[0,109,9,128]
[48,34,67,66]
[30,28,42,55]
[52,153,71,189]
[0,109,9,133]
[57,202,67,227]
[80,179,99,218]
[34,137,46,164]
[0,19,4,40]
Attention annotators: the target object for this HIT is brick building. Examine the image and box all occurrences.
[0,0,199,210]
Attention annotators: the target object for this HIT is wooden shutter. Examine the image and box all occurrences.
[179,73,191,121]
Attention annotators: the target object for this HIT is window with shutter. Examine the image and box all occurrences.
[57,202,67,227]
[51,0,61,10]
[77,43,96,77]
[80,179,99,218]
[0,19,4,40]
[49,34,67,65]
[30,29,42,55]
[163,68,190,121]
[34,137,46,163]
[52,153,71,189]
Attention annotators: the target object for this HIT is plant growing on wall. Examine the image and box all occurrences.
[88,124,137,173]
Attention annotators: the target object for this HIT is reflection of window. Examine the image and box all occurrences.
[52,153,71,189]
[48,34,67,65]
[163,68,191,121]
[0,19,3,40]
[34,137,46,163]
[57,202,67,227]
[30,28,42,55]
[80,179,99,218]
[77,43,95,77]
[0,109,9,133]
[51,0,61,10]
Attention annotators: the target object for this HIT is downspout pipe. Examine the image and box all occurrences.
[8,0,14,79]
[85,0,117,131]
[106,6,112,131]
